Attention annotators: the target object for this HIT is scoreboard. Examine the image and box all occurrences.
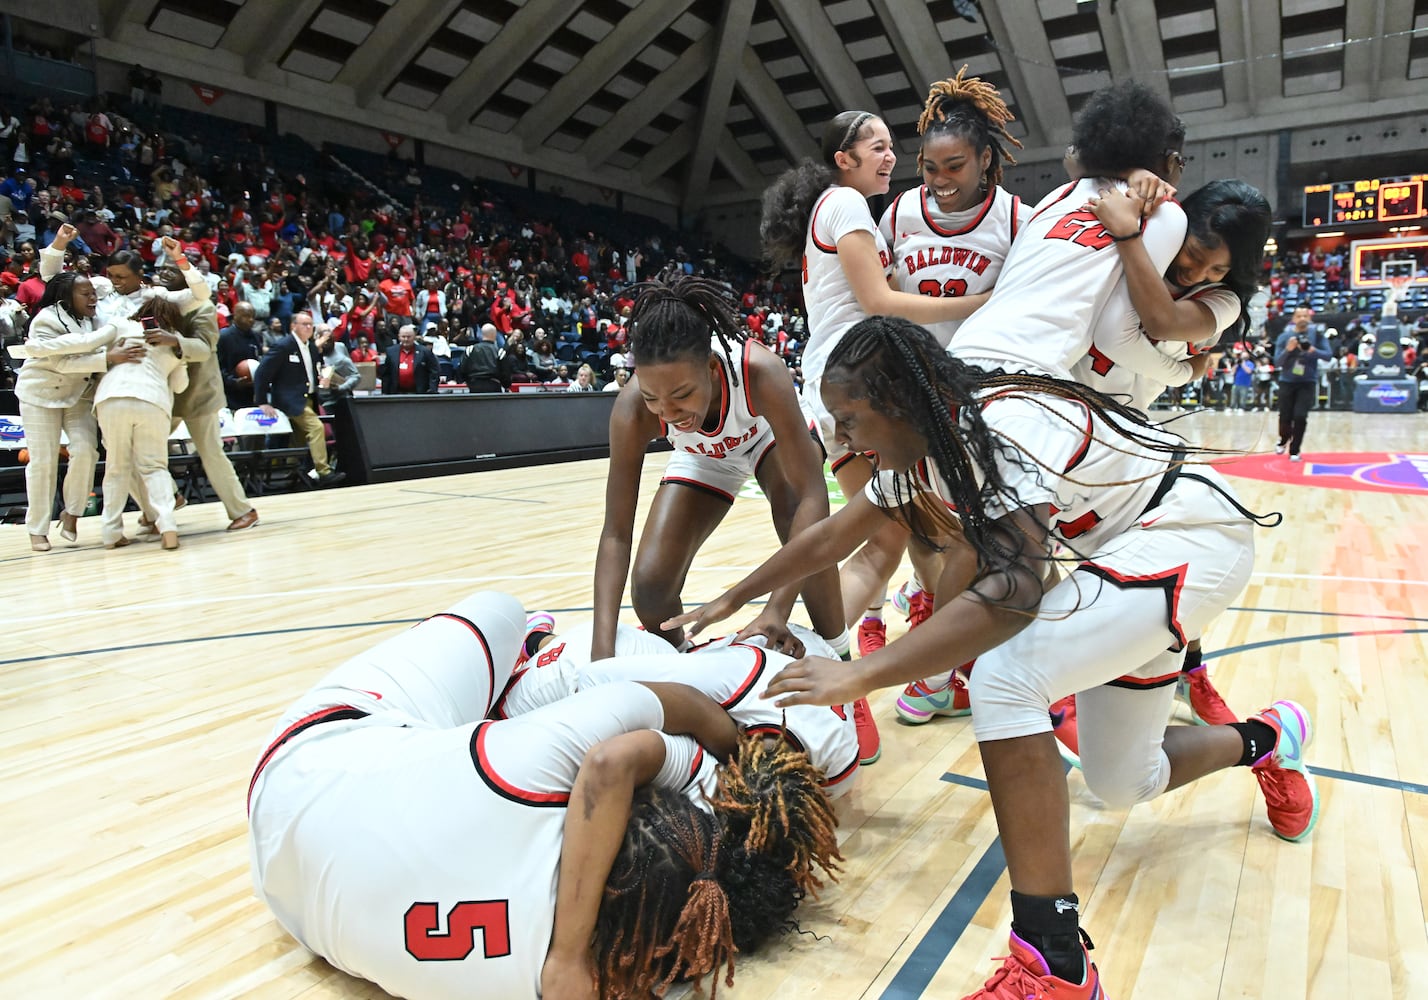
[1303,175,1427,227]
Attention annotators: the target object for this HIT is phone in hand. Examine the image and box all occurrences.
[140,315,160,332]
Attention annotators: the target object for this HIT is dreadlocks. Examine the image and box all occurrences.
[916,66,1022,187]
[594,788,736,999]
[824,316,1192,591]
[627,269,748,385]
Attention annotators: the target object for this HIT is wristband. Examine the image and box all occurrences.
[1110,230,1141,242]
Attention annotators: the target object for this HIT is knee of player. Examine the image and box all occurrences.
[630,570,681,616]
[966,658,1049,718]
[1080,758,1167,808]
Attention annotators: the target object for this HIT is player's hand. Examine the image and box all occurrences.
[762,655,868,709]
[1188,352,1214,379]
[540,950,597,1000]
[733,612,805,657]
[106,342,145,365]
[662,592,742,643]
[1124,168,1175,215]
[1083,186,1142,239]
[145,329,180,348]
[259,404,278,419]
[54,223,79,248]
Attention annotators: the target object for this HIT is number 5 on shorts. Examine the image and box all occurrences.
[404,900,512,961]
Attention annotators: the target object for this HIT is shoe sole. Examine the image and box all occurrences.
[893,699,970,725]
[1056,738,1081,770]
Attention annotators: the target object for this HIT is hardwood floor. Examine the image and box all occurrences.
[3,409,1425,999]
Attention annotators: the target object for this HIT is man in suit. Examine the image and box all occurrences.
[217,300,264,411]
[255,310,345,487]
[145,260,261,532]
[380,323,440,394]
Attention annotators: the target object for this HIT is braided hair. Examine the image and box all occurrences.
[760,110,882,270]
[916,66,1022,188]
[594,788,736,999]
[627,270,747,384]
[823,316,1188,592]
[35,271,86,322]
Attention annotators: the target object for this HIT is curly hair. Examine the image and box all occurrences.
[917,66,1022,188]
[760,110,882,270]
[1070,80,1184,177]
[1179,179,1272,337]
[627,269,747,383]
[824,316,1189,592]
[593,788,736,1000]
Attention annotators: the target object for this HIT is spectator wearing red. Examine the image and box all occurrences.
[379,264,414,318]
[380,324,438,394]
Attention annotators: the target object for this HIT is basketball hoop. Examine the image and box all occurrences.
[1384,274,1412,318]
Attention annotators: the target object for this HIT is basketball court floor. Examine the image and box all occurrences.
[3,409,1426,999]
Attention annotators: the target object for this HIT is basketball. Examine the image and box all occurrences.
[16,448,27,464]
[238,358,260,380]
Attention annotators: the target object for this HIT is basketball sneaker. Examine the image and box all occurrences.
[891,581,920,617]
[906,589,935,630]
[514,611,557,669]
[962,930,1106,1000]
[1051,695,1081,769]
[895,671,971,725]
[1175,667,1237,726]
[853,697,881,765]
[857,617,886,657]
[1250,699,1319,842]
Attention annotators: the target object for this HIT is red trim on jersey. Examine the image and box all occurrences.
[692,359,731,438]
[1027,182,1078,225]
[1009,195,1022,240]
[469,721,571,807]
[659,476,735,504]
[248,704,369,813]
[686,745,706,786]
[1062,402,1094,474]
[808,189,841,254]
[822,754,859,790]
[721,646,768,710]
[1105,669,1182,690]
[432,612,497,716]
[1078,561,1190,650]
[741,339,763,417]
[886,189,907,246]
[920,184,996,237]
[829,450,860,474]
[752,436,778,481]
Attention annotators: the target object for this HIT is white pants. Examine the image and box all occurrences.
[20,398,99,537]
[969,479,1256,808]
[136,409,254,523]
[97,397,175,544]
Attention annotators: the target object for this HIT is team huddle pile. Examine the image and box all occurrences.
[246,76,1318,999]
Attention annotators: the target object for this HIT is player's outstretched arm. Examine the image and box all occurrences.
[764,505,1053,707]
[543,729,669,1000]
[838,230,989,326]
[641,681,740,760]
[663,489,890,640]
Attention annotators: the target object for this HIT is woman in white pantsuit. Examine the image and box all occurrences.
[94,298,188,550]
[16,273,142,552]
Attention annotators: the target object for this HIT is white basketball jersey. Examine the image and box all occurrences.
[495,623,860,798]
[800,184,892,382]
[867,391,1186,557]
[662,337,772,462]
[1074,283,1240,410]
[880,185,1028,346]
[949,178,1187,377]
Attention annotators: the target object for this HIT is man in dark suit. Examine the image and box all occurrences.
[380,323,440,394]
[217,301,265,410]
[254,310,344,487]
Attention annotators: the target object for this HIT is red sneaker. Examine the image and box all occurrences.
[1051,695,1080,770]
[895,670,972,725]
[963,930,1106,999]
[1250,700,1319,841]
[852,696,881,765]
[1177,666,1237,726]
[513,611,556,669]
[906,589,935,629]
[857,617,886,657]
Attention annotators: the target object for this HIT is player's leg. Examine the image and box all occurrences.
[753,442,848,655]
[895,531,978,725]
[833,453,907,645]
[280,591,529,734]
[58,400,99,535]
[1287,382,1313,458]
[630,480,732,647]
[94,401,137,547]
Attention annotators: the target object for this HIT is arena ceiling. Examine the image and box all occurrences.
[95,0,1428,212]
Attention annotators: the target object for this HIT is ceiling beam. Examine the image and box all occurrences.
[429,0,572,131]
[714,130,766,193]
[975,0,1072,149]
[332,0,465,108]
[99,0,161,37]
[221,0,323,77]
[1240,0,1282,114]
[766,0,879,113]
[583,35,715,167]
[682,0,755,215]
[1346,0,1415,102]
[866,0,951,95]
[735,46,818,164]
[1101,1,1170,101]
[1213,0,1250,109]
[514,1,694,150]
[639,122,696,187]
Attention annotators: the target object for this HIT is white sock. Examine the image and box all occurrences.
[906,570,924,594]
[863,605,884,623]
[824,629,851,658]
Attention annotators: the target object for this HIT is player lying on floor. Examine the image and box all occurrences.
[492,618,861,800]
[247,591,841,1000]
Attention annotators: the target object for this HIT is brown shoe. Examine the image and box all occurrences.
[174,492,187,511]
[227,509,260,532]
[161,530,180,550]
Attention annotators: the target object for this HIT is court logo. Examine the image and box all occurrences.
[1216,452,1428,493]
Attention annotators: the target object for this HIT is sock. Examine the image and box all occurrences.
[1230,719,1279,766]
[824,628,851,659]
[906,570,924,594]
[863,606,884,623]
[523,631,554,657]
[1181,645,1203,675]
[1009,890,1084,983]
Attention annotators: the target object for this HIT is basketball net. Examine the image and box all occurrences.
[1383,275,1411,318]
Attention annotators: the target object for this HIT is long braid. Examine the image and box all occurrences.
[627,269,748,385]
[916,66,1022,187]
